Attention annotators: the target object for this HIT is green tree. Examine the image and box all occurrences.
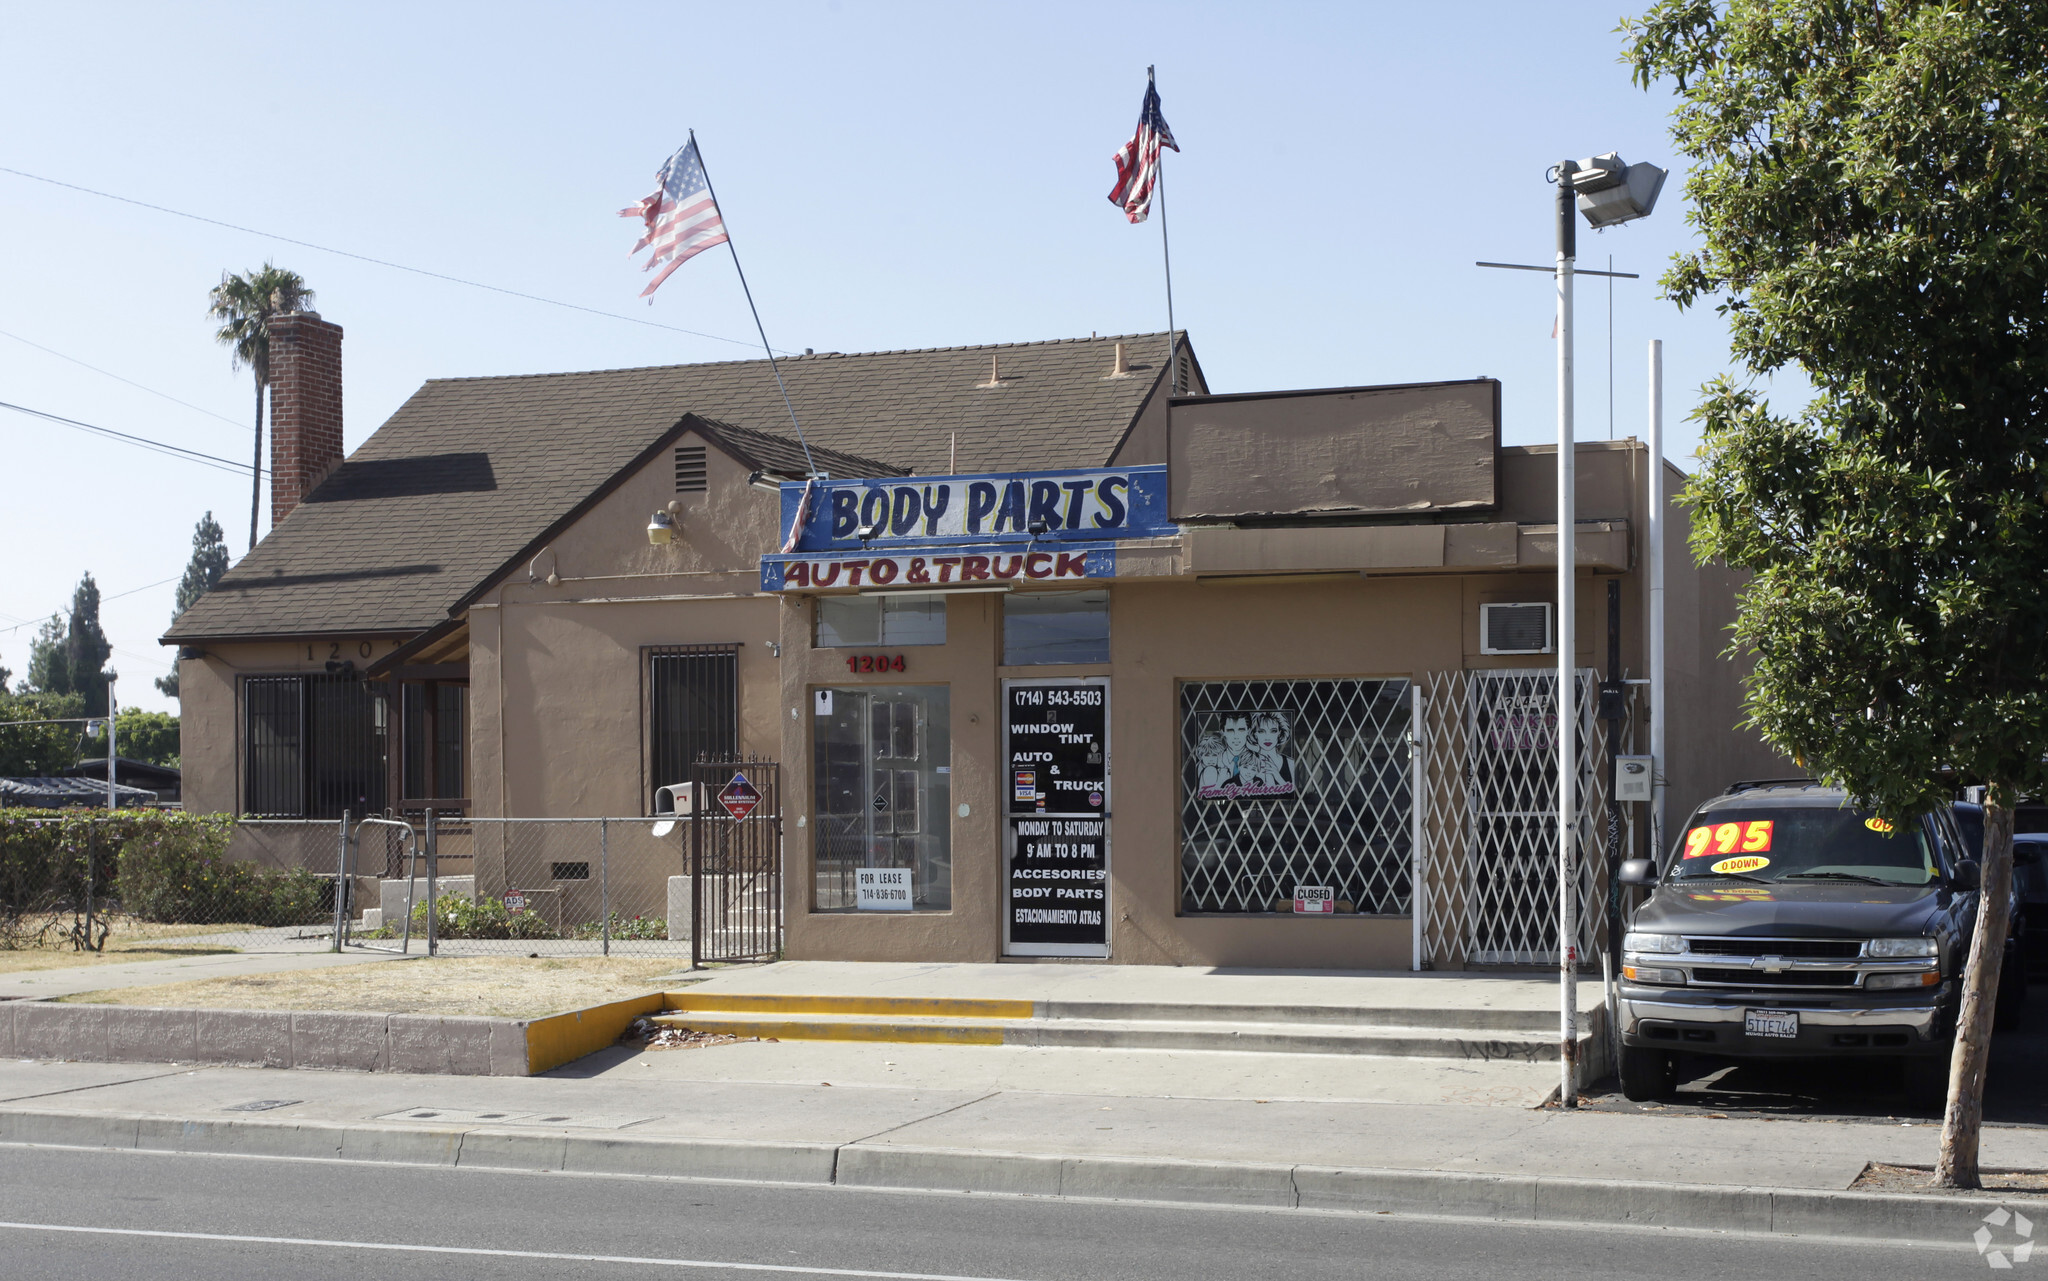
[24,614,67,698]
[1625,0,2048,1187]
[155,512,230,699]
[81,709,179,768]
[61,574,113,718]
[0,690,86,775]
[208,265,313,552]
[23,576,115,717]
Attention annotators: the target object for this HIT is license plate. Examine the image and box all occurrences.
[1744,1008,1799,1039]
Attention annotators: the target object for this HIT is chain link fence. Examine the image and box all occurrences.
[0,812,343,958]
[341,815,762,960]
[1,808,777,963]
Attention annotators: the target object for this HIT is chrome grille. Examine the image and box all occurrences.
[1686,937,1862,960]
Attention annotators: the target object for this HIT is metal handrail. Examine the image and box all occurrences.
[344,817,422,955]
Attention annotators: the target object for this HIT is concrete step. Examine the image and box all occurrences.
[648,1008,1594,1061]
[663,991,1580,1036]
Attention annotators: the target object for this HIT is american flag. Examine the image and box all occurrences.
[1107,77,1178,224]
[780,477,817,553]
[619,138,729,298]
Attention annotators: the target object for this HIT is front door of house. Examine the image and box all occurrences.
[1002,678,1109,958]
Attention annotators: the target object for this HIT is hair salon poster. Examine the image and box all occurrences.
[1192,711,1296,801]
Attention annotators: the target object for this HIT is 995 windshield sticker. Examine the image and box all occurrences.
[1683,820,1775,859]
[1710,855,1771,875]
[1865,816,1894,832]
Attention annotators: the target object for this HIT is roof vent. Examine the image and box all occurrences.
[1481,602,1552,655]
[674,446,707,493]
[1107,341,1132,379]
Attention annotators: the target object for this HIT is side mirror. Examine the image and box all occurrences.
[1952,859,1983,892]
[1618,858,1659,887]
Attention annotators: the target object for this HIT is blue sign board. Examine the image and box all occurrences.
[779,465,1172,552]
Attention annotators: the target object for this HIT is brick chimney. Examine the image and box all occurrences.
[268,311,344,524]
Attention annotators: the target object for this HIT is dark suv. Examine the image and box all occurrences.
[1616,780,2025,1103]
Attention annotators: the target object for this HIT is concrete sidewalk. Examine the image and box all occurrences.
[2,1039,2040,1243]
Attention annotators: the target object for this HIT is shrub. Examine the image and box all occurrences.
[116,813,327,927]
[411,893,558,940]
[571,912,667,941]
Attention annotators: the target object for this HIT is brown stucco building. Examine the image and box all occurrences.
[165,323,1784,969]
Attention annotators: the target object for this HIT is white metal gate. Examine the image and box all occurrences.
[1416,668,1627,967]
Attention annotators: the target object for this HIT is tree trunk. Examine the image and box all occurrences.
[248,374,263,552]
[1936,782,2017,1188]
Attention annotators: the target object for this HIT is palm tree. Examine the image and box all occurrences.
[209,264,314,551]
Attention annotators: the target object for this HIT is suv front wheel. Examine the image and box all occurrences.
[1619,1045,1676,1101]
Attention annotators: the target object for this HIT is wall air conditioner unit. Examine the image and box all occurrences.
[1481,602,1553,655]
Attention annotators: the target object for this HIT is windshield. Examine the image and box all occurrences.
[1668,806,1938,886]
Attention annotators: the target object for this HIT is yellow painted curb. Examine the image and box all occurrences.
[649,1014,1008,1046]
[662,992,1035,1020]
[525,992,665,1075]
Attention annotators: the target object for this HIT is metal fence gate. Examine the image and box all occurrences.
[689,758,784,965]
[1416,668,1634,967]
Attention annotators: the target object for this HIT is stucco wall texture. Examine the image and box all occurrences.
[173,430,1784,970]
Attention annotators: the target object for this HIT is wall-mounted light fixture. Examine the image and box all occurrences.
[647,500,684,545]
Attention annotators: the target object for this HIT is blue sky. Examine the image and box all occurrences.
[0,2,1792,713]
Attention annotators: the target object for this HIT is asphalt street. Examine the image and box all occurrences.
[0,1143,2007,1280]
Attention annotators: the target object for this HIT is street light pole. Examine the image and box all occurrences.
[1555,161,1579,1108]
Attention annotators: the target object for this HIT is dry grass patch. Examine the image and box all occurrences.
[58,956,684,1019]
[0,944,241,975]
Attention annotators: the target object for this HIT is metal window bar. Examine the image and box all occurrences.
[648,646,739,812]
[1177,679,1415,915]
[242,672,387,819]
[1416,668,1633,968]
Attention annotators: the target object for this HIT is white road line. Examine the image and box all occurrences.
[0,1221,1027,1281]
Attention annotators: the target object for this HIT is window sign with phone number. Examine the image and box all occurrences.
[1684,820,1774,859]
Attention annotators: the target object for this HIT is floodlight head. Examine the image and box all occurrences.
[1572,152,1666,229]
[1027,518,1050,537]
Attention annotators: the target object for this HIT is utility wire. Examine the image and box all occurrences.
[0,164,794,355]
[0,325,246,430]
[0,398,263,477]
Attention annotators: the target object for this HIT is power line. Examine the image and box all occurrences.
[0,398,262,477]
[0,163,795,355]
[0,325,246,430]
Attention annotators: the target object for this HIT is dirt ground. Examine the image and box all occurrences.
[1854,1161,2048,1196]
[0,942,239,975]
[57,957,689,1019]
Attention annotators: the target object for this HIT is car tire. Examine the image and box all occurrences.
[1903,1054,1950,1110]
[1619,1045,1675,1102]
[1996,962,2029,1033]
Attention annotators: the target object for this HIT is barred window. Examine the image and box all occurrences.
[242,673,388,819]
[1179,679,1412,915]
[648,645,739,810]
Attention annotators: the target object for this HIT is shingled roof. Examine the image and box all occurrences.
[164,331,1185,644]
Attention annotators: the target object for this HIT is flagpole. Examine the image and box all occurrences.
[1150,66,1180,395]
[690,129,820,477]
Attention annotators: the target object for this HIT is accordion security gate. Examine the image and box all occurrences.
[1414,668,1631,968]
